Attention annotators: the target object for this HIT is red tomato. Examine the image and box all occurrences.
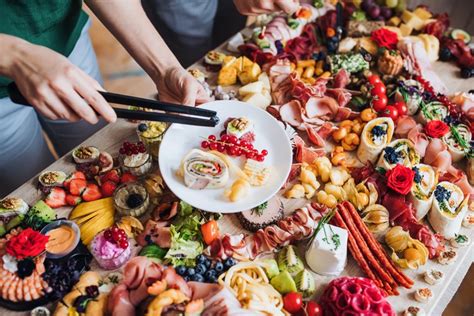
[200,220,220,245]
[367,74,381,85]
[305,301,323,316]
[381,105,399,121]
[283,292,303,313]
[370,82,386,96]
[393,101,408,116]
[371,94,388,112]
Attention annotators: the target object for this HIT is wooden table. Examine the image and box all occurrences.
[4,33,474,315]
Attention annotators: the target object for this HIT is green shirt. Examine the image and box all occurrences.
[0,0,88,98]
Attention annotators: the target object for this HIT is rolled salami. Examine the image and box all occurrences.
[179,149,229,190]
[428,181,468,238]
[442,124,471,162]
[376,138,420,170]
[408,164,438,220]
[357,117,394,164]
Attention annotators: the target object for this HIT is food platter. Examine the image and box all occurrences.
[159,100,292,213]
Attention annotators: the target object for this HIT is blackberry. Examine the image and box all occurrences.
[17,258,35,278]
[461,67,473,79]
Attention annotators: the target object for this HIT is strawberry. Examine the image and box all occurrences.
[82,183,102,202]
[101,181,117,197]
[64,171,86,190]
[66,194,82,206]
[45,187,67,208]
[68,179,87,196]
[101,169,121,184]
[120,172,137,184]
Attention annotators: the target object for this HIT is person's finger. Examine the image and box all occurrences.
[54,84,100,124]
[44,92,81,122]
[32,100,59,121]
[181,79,198,106]
[74,75,116,123]
[258,0,277,12]
[40,85,79,121]
[275,0,300,14]
[195,86,212,105]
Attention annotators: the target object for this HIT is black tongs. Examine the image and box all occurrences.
[7,82,219,127]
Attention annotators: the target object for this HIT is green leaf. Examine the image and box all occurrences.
[165,225,203,267]
[179,201,193,217]
[139,244,167,260]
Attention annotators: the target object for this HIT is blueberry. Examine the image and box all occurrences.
[461,67,473,79]
[439,47,452,62]
[138,123,148,132]
[195,263,207,275]
[192,273,205,282]
[207,276,218,283]
[205,269,217,280]
[186,268,196,277]
[323,62,331,72]
[329,36,339,43]
[196,254,206,264]
[224,258,237,269]
[176,266,186,276]
[204,258,212,269]
[319,51,326,60]
[214,261,224,272]
[327,41,338,53]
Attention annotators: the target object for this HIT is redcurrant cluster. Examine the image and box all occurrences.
[201,134,268,162]
[119,141,146,156]
[104,226,129,249]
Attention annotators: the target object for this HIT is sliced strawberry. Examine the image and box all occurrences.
[64,171,86,190]
[66,194,82,206]
[45,187,67,208]
[82,183,102,202]
[101,181,117,197]
[120,172,137,184]
[69,179,87,196]
[100,169,121,184]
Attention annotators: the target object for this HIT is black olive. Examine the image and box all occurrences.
[439,47,452,61]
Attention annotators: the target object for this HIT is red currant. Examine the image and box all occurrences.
[119,148,126,155]
[208,135,216,141]
[235,148,243,156]
[119,240,129,249]
[201,141,209,149]
[229,147,237,156]
[228,135,238,144]
[256,155,265,162]
[217,144,225,152]
[104,230,113,241]
[240,140,248,147]
[112,231,122,242]
[246,152,255,159]
[221,134,230,142]
[246,144,254,150]
[209,142,218,150]
[261,149,268,156]
[234,140,241,146]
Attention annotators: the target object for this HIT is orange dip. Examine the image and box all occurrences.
[45,225,76,255]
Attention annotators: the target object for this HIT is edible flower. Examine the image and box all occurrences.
[386,164,415,195]
[5,228,48,260]
[371,28,399,50]
[425,120,449,138]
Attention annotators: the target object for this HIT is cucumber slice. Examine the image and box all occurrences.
[451,29,471,44]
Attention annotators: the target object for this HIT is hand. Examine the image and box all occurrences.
[155,66,211,106]
[233,0,300,15]
[8,40,116,124]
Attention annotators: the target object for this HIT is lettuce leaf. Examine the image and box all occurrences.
[165,225,203,267]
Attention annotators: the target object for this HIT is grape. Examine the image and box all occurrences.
[385,0,398,8]
[380,6,393,18]
[368,4,380,18]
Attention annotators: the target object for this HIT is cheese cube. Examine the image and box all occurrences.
[238,63,262,85]
[258,72,271,90]
[239,81,264,96]
[217,67,237,86]
[413,7,432,20]
[399,23,413,36]
[222,56,237,68]
[388,16,401,26]
[401,10,424,31]
[243,92,271,109]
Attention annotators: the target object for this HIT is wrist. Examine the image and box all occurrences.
[0,35,30,78]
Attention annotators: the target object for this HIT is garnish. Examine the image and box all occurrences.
[434,185,451,203]
[252,201,268,216]
[412,166,423,184]
[383,146,400,164]
[450,125,469,149]
[386,164,415,195]
[313,0,324,8]
[17,258,35,279]
[375,167,387,175]
[308,209,335,246]
[5,228,48,260]
[425,120,449,138]
[454,234,468,243]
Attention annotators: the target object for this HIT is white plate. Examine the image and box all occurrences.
[159,100,292,213]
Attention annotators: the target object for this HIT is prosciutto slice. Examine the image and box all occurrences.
[294,135,325,163]
[424,138,452,174]
[441,166,474,200]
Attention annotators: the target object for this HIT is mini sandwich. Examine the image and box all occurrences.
[442,124,471,162]
[428,181,468,238]
[408,164,438,220]
[416,101,449,125]
[376,139,420,170]
[179,149,229,190]
[357,117,394,164]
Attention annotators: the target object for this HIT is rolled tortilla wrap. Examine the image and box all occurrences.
[376,138,420,170]
[179,149,229,190]
[442,124,471,162]
[357,117,394,164]
[408,164,438,220]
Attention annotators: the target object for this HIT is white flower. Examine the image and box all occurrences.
[2,254,18,273]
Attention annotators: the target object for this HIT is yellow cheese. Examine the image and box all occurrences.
[238,63,261,85]
[388,16,401,27]
[399,23,413,36]
[413,7,432,20]
[401,10,424,31]
[239,81,264,96]
[218,67,238,86]
[222,56,237,68]
[242,56,254,69]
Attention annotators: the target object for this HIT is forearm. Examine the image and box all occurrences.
[85,0,181,81]
[0,34,29,78]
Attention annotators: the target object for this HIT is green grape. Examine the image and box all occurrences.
[385,0,398,8]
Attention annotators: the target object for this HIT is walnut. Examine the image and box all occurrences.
[377,50,403,76]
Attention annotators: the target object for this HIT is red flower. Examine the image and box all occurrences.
[425,120,450,138]
[371,28,399,50]
[386,164,415,195]
[5,228,48,260]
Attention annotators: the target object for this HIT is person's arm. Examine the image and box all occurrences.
[233,0,300,15]
[0,34,116,123]
[85,0,210,106]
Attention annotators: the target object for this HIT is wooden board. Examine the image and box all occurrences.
[3,30,474,316]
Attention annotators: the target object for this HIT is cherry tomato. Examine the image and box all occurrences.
[371,95,388,112]
[200,220,220,245]
[393,101,408,116]
[305,301,323,316]
[381,105,399,121]
[283,292,303,313]
[370,82,386,96]
[367,74,381,85]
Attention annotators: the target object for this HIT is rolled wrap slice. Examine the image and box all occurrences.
[179,149,229,190]
[394,79,424,115]
[428,181,468,238]
[408,164,438,220]
[416,101,449,125]
[442,124,471,162]
[376,138,420,170]
[357,117,394,164]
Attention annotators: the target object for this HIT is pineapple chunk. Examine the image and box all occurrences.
[242,56,254,69]
[239,81,264,96]
[258,72,271,90]
[399,23,413,36]
[238,63,261,85]
[218,67,238,86]
[388,16,401,27]
[413,7,432,20]
[243,92,271,109]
